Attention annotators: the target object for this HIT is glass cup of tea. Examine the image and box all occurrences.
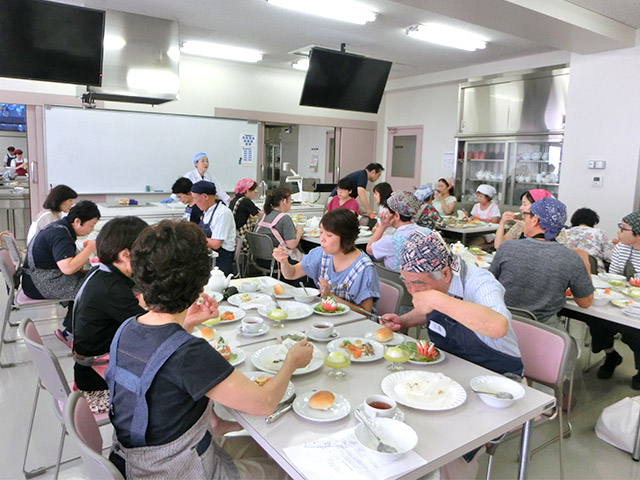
[324,351,351,378]
[384,345,410,371]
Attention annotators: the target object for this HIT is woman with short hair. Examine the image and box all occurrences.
[273,209,380,312]
[557,207,613,273]
[27,184,78,244]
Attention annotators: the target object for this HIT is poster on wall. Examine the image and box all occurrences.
[310,147,319,172]
[241,133,256,166]
[441,151,455,171]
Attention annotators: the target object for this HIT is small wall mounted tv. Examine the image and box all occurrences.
[0,0,105,86]
[299,47,392,114]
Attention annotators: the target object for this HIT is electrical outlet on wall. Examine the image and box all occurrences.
[591,176,603,187]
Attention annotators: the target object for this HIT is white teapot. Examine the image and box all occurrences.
[206,267,233,292]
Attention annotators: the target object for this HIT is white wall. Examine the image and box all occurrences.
[560,44,640,238]
[297,125,329,182]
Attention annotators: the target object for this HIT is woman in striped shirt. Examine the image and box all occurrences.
[609,211,640,278]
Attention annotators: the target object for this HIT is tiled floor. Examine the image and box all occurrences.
[1,297,639,479]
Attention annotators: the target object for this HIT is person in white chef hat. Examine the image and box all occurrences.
[470,184,501,224]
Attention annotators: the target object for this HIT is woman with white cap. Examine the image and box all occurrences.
[183,152,230,203]
[470,184,500,224]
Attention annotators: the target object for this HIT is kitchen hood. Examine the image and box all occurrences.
[77,10,180,105]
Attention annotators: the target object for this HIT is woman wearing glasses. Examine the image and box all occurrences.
[494,189,554,249]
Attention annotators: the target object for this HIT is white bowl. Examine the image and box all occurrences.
[292,287,320,303]
[470,375,525,408]
[602,273,626,282]
[592,292,611,306]
[354,418,418,457]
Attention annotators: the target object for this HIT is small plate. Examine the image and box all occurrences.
[203,306,245,325]
[305,329,340,342]
[243,371,294,403]
[227,292,271,307]
[312,302,350,316]
[364,331,404,345]
[235,323,270,337]
[326,337,384,362]
[226,347,246,367]
[622,308,640,319]
[252,344,324,375]
[611,299,639,309]
[293,391,350,422]
[354,404,405,422]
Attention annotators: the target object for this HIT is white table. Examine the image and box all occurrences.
[301,233,371,246]
[216,316,555,479]
[438,223,500,244]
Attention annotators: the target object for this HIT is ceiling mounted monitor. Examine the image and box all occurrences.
[299,47,392,114]
[0,0,105,86]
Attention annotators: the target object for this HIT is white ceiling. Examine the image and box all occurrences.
[62,0,640,78]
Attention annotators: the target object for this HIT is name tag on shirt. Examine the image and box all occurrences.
[428,322,447,338]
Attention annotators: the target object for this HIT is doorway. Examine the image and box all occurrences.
[386,126,423,191]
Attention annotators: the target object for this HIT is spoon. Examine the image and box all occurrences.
[354,409,397,454]
[299,281,310,295]
[471,388,514,400]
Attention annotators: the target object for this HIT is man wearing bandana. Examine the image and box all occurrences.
[489,197,594,329]
[380,229,522,479]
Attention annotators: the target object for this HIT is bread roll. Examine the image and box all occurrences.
[198,327,215,342]
[274,284,285,295]
[376,327,393,342]
[308,390,335,410]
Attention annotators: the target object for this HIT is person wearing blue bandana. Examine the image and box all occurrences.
[183,152,230,203]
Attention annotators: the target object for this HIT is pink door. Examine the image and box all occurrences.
[386,126,423,191]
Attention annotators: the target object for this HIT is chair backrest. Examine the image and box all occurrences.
[377,278,402,315]
[587,255,598,275]
[0,247,17,289]
[246,232,276,261]
[1,232,21,269]
[234,236,243,259]
[19,318,71,403]
[510,315,574,393]
[507,306,537,322]
[64,391,124,480]
[374,263,412,307]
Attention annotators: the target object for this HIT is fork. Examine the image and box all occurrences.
[354,409,397,454]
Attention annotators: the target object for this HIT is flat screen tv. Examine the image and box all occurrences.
[299,47,392,114]
[0,0,105,86]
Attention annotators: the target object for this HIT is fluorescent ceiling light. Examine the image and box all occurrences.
[292,58,309,71]
[167,46,180,62]
[266,0,377,25]
[405,24,487,52]
[103,35,126,50]
[180,41,263,63]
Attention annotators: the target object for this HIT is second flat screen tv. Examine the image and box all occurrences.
[299,47,392,114]
[0,0,105,86]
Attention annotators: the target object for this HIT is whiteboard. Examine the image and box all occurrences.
[44,106,258,194]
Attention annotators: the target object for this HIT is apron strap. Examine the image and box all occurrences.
[256,212,287,246]
[71,263,112,334]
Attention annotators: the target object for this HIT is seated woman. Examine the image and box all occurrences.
[255,187,303,259]
[273,209,380,312]
[469,184,500,224]
[413,184,442,229]
[27,184,78,244]
[372,182,393,232]
[171,177,203,223]
[325,177,360,215]
[229,178,261,253]
[494,189,553,248]
[558,208,613,273]
[433,177,457,216]
[72,216,149,396]
[106,220,312,479]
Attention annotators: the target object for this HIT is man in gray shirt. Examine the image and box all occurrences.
[489,197,594,328]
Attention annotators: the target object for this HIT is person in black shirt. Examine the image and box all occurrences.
[72,216,149,391]
[329,162,384,217]
[171,177,203,224]
[229,178,261,253]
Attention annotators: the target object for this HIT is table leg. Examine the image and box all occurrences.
[517,420,532,479]
[633,412,640,461]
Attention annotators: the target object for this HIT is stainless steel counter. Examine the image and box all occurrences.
[0,189,30,243]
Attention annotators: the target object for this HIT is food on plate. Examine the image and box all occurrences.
[308,390,335,411]
[609,279,626,287]
[308,230,318,236]
[401,341,441,362]
[629,288,640,299]
[339,339,374,359]
[279,332,306,342]
[630,277,640,287]
[612,299,633,308]
[394,373,451,399]
[468,247,484,255]
[240,293,252,302]
[212,336,237,363]
[253,375,272,387]
[273,284,285,295]
[267,308,288,321]
[375,327,394,342]
[219,311,235,322]
[566,288,572,297]
[320,296,338,312]
[196,326,215,342]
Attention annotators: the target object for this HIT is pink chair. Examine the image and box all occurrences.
[485,313,576,480]
[377,278,402,316]
[64,391,124,480]
[0,231,22,270]
[0,248,73,367]
[19,318,110,479]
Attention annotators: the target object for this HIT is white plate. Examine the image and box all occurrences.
[599,272,627,282]
[326,337,384,362]
[595,289,624,300]
[251,344,324,375]
[257,301,314,321]
[358,231,373,237]
[305,329,340,342]
[381,371,467,411]
[622,308,640,319]
[243,371,294,403]
[235,323,270,337]
[203,306,245,325]
[364,331,404,346]
[354,404,405,422]
[266,282,295,299]
[611,299,640,309]
[226,347,246,367]
[227,292,271,307]
[202,291,224,303]
[293,391,350,422]
[312,302,350,316]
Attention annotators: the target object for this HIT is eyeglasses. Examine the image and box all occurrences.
[522,211,534,218]
[618,223,633,232]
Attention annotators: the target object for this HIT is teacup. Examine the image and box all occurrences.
[310,321,334,339]
[241,281,259,292]
[364,394,397,419]
[241,316,263,333]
